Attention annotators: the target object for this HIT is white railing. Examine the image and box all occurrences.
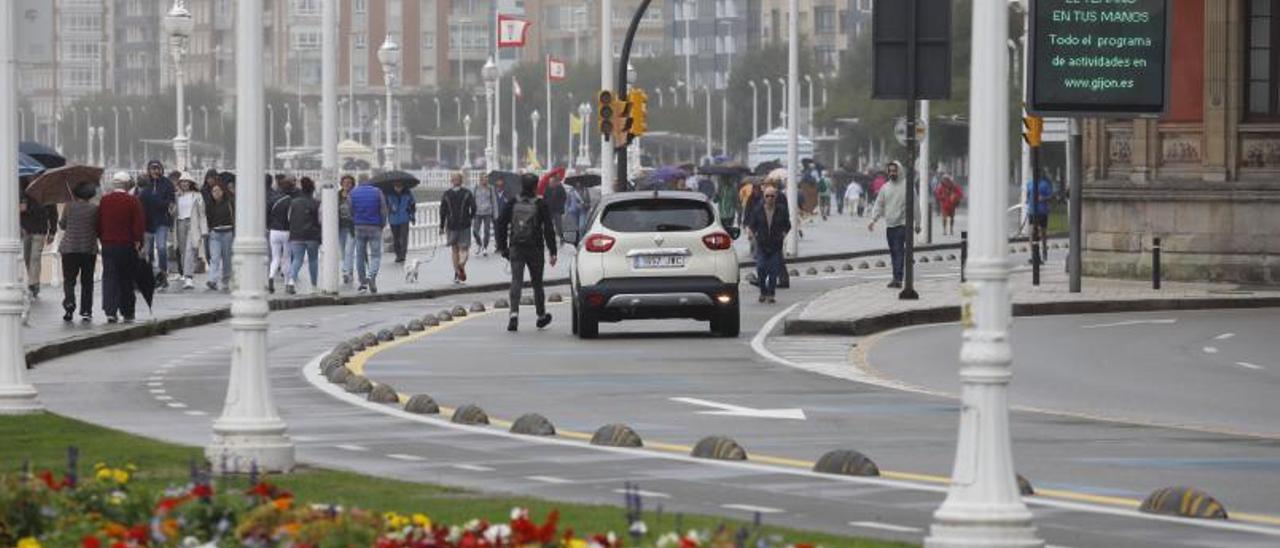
[407,203,443,251]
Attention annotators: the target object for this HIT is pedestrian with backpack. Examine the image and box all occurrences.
[495,174,558,332]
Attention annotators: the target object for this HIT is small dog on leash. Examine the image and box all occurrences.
[404,258,423,284]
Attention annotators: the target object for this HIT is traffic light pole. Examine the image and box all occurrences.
[615,0,654,187]
[1030,143,1041,286]
[899,0,920,301]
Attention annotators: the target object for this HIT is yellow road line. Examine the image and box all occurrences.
[346,306,1280,529]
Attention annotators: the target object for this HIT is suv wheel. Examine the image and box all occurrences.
[710,304,741,338]
[578,300,599,339]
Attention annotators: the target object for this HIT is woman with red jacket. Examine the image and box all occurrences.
[98,172,147,323]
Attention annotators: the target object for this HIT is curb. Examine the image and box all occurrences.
[783,296,1280,336]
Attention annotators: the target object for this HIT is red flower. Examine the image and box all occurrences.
[81,537,102,548]
[155,495,192,514]
[128,524,150,543]
[246,481,274,498]
[190,483,214,499]
[39,470,71,491]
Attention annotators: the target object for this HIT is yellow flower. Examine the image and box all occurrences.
[411,513,432,529]
[161,518,180,538]
[17,537,41,548]
[382,511,410,530]
[125,463,138,472]
[111,469,130,485]
[94,462,107,471]
[563,538,588,548]
[96,468,113,482]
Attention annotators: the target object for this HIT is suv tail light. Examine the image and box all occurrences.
[702,232,733,250]
[584,234,616,253]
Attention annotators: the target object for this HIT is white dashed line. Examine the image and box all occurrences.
[721,503,784,514]
[1236,362,1264,370]
[146,377,164,383]
[848,521,922,533]
[155,395,173,401]
[146,382,164,387]
[612,488,670,499]
[183,410,207,416]
[1081,318,1177,329]
[452,464,495,472]
[1214,333,1235,340]
[335,444,369,452]
[291,435,320,442]
[526,475,573,484]
[1202,346,1219,354]
[166,402,188,409]
[386,453,425,462]
[148,389,166,394]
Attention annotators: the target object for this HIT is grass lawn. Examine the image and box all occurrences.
[0,413,912,547]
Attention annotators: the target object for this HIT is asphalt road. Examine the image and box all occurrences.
[867,309,1280,438]
[26,260,1280,547]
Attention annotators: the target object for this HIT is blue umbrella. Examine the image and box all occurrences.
[18,152,45,178]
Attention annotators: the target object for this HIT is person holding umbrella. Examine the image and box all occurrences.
[18,176,58,297]
[386,179,417,264]
[98,172,146,323]
[59,181,100,322]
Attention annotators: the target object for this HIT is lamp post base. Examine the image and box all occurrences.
[172,135,190,172]
[207,418,295,474]
[0,384,43,415]
[925,510,1043,548]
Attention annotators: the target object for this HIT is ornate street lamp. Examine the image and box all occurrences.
[164,0,194,171]
[482,57,498,171]
[530,110,540,169]
[576,102,592,169]
[462,114,472,168]
[376,34,401,170]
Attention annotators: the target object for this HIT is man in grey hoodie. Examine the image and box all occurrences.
[471,176,498,256]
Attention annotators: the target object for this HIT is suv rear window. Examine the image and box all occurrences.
[601,200,714,232]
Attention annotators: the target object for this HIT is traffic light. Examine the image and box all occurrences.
[626,89,648,140]
[1022,115,1044,147]
[612,99,632,149]
[598,90,616,139]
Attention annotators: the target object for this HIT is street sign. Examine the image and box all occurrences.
[871,0,953,100]
[893,117,927,146]
[1028,0,1171,117]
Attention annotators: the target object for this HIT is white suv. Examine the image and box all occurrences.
[570,191,741,339]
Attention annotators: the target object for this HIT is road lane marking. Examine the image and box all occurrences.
[669,396,806,420]
[166,402,187,409]
[149,389,165,394]
[155,395,173,401]
[1215,333,1235,340]
[721,504,784,514]
[612,488,671,499]
[387,453,425,462]
[526,475,573,484]
[1236,362,1264,370]
[452,464,495,472]
[336,444,369,452]
[848,521,921,533]
[183,410,207,416]
[1203,346,1219,354]
[1080,318,1176,329]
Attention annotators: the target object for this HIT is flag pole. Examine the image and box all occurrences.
[546,55,553,168]
[494,12,501,169]
[511,77,518,171]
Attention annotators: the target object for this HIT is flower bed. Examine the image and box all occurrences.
[1,455,813,548]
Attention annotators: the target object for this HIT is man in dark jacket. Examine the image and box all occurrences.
[138,160,176,288]
[495,174,558,332]
[266,176,297,293]
[438,172,476,283]
[286,177,322,294]
[746,183,791,304]
[19,177,58,297]
[541,173,568,247]
[99,171,147,323]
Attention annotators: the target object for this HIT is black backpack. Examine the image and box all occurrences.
[510,198,540,246]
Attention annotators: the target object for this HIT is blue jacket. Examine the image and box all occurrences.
[386,190,416,226]
[350,184,387,227]
[1025,179,1054,216]
[138,176,176,231]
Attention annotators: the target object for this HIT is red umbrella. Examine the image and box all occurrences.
[536,166,566,197]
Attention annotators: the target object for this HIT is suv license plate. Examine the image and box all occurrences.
[634,255,687,269]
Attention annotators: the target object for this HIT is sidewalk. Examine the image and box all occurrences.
[784,252,1280,336]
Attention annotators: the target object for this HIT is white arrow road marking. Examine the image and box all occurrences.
[1080,318,1177,329]
[721,503,784,514]
[848,521,922,533]
[670,397,806,420]
[612,488,670,499]
[1203,346,1219,354]
[1236,362,1264,370]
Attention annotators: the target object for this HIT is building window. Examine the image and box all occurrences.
[1247,0,1278,118]
[354,0,367,14]
[422,31,434,50]
[814,6,836,34]
[295,0,319,15]
[355,32,367,49]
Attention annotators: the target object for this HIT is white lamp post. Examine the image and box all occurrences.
[600,0,614,194]
[748,80,758,140]
[125,106,135,168]
[319,0,339,295]
[627,64,640,181]
[803,74,814,136]
[164,0,193,171]
[703,86,712,161]
[206,0,295,473]
[924,0,1042,545]
[530,110,539,168]
[577,102,591,169]
[377,34,400,170]
[482,57,497,171]
[433,97,442,162]
[784,1,798,257]
[762,78,772,129]
[0,0,42,414]
[463,114,472,168]
[97,127,106,168]
[655,87,664,108]
[266,103,275,171]
[283,114,293,170]
[112,107,120,167]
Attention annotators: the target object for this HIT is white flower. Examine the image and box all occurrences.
[607,531,619,544]
[509,507,528,521]
[656,532,681,547]
[629,521,648,536]
[464,518,482,532]
[483,524,512,544]
[447,526,463,543]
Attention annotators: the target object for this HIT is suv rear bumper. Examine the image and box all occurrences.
[576,276,739,322]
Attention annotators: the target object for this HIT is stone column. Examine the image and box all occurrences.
[1202,0,1231,182]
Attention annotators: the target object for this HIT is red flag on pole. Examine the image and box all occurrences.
[547,57,567,81]
[497,15,531,48]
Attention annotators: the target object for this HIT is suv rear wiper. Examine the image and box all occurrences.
[655,224,693,231]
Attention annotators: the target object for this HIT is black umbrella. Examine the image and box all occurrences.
[368,170,420,193]
[132,256,156,310]
[488,170,522,200]
[19,141,66,169]
[753,161,782,176]
[697,165,750,176]
[564,174,601,188]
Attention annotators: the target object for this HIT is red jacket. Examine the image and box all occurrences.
[98,190,146,246]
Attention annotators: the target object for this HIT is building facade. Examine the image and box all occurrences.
[1082,0,1280,284]
[755,0,864,70]
[668,0,747,90]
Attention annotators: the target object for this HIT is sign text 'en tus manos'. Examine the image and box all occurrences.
[1028,0,1170,117]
